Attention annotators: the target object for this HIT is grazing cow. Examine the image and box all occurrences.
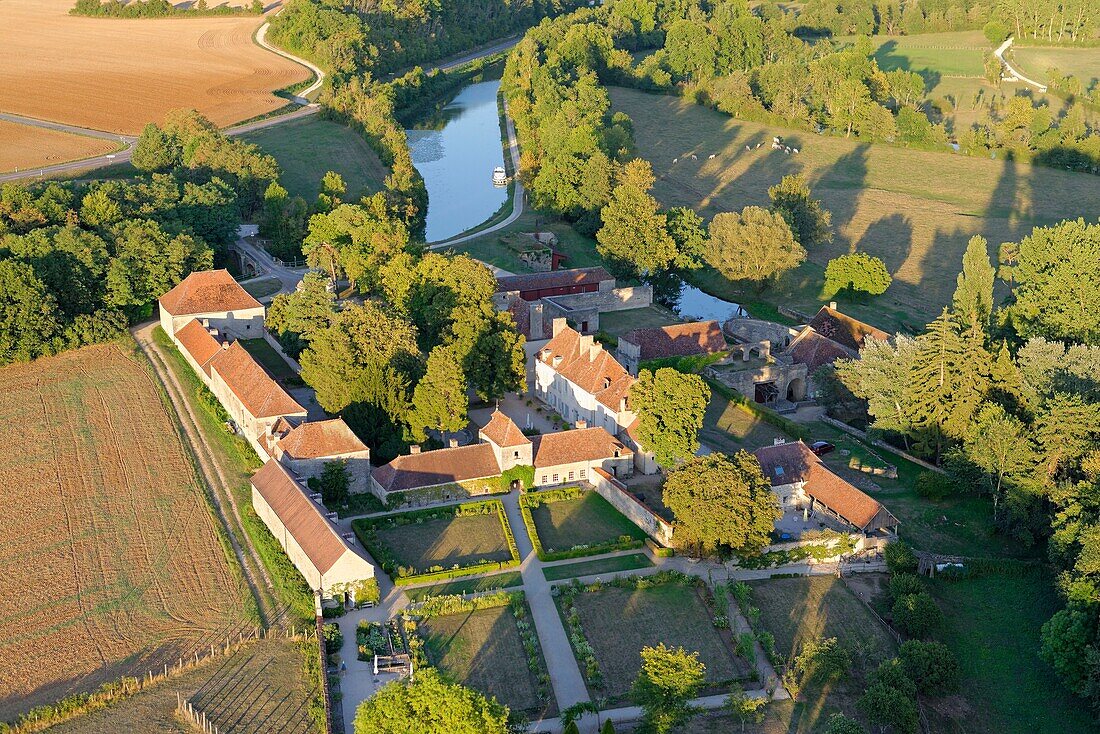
[673,158,678,163]
[690,154,697,160]
[708,153,716,159]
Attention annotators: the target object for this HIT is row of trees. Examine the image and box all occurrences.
[832,220,1100,711]
[70,0,263,18]
[0,111,273,364]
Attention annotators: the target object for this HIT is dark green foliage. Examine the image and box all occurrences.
[562,722,581,734]
[884,541,918,575]
[823,252,892,297]
[858,659,918,734]
[629,368,710,467]
[318,460,351,506]
[914,470,956,500]
[823,713,865,734]
[888,574,925,601]
[897,640,961,695]
[71,0,260,17]
[265,271,338,358]
[768,173,832,248]
[892,592,943,638]
[600,719,617,734]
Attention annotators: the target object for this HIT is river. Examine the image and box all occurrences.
[406,79,509,243]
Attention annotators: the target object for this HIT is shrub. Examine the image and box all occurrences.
[783,637,850,696]
[322,623,343,655]
[884,541,918,575]
[823,713,866,734]
[897,640,961,695]
[888,573,925,601]
[892,592,943,638]
[859,660,919,734]
[914,470,955,500]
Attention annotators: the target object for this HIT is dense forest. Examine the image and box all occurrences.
[0,111,277,364]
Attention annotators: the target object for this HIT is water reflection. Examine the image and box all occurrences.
[406,80,509,243]
[674,281,746,322]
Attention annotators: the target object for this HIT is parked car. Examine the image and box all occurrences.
[810,440,835,456]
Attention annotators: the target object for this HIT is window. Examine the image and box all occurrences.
[514,451,520,459]
[775,466,785,477]
[568,471,574,481]
[552,474,559,483]
[541,475,548,484]
[580,468,587,479]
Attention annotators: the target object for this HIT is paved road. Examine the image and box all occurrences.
[995,37,1048,92]
[230,234,309,294]
[255,19,325,104]
[429,36,520,74]
[429,98,525,249]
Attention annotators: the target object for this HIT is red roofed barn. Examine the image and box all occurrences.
[158,269,265,339]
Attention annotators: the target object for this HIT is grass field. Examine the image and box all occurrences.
[542,553,653,581]
[48,637,317,734]
[404,571,524,602]
[453,208,606,273]
[241,116,389,201]
[421,604,553,717]
[371,511,514,572]
[865,31,988,78]
[609,85,1100,332]
[568,582,751,701]
[241,276,283,300]
[239,338,298,382]
[0,121,120,173]
[1010,45,1100,86]
[0,343,250,720]
[596,305,684,338]
[528,492,646,553]
[701,390,788,453]
[925,572,1096,734]
[0,0,308,134]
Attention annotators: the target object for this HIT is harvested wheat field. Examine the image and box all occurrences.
[0,0,309,135]
[0,342,251,722]
[0,120,120,172]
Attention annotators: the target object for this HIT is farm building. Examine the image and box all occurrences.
[495,266,614,301]
[251,460,376,603]
[753,441,899,537]
[158,269,265,339]
[369,410,634,501]
[785,303,890,372]
[266,417,372,494]
[534,323,657,474]
[617,320,727,375]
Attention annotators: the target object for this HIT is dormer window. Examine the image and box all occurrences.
[603,376,611,389]
[775,466,784,477]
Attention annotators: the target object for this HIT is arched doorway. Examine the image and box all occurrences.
[786,377,806,402]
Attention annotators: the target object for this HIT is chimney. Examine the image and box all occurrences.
[552,317,567,337]
[530,302,545,340]
[409,445,421,455]
[449,438,459,449]
[829,301,837,310]
[576,418,587,429]
[773,438,787,446]
[578,334,596,360]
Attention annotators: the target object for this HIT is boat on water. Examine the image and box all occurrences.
[492,166,508,186]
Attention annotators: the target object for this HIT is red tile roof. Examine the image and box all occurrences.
[371,444,501,493]
[175,318,223,375]
[277,419,369,460]
[480,410,531,448]
[753,441,819,486]
[621,320,726,361]
[532,427,632,468]
[210,341,306,420]
[538,327,636,410]
[495,267,613,294]
[785,328,854,371]
[251,460,353,575]
[807,306,889,354]
[159,269,263,316]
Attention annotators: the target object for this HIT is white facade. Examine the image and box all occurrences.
[159,306,265,341]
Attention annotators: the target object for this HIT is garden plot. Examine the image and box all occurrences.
[525,488,646,558]
[558,575,752,702]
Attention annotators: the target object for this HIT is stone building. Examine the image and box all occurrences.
[784,303,890,373]
[617,320,726,376]
[267,418,372,494]
[251,459,376,603]
[158,269,265,339]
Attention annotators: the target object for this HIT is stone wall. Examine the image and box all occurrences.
[723,318,798,348]
[545,284,653,314]
[592,471,674,547]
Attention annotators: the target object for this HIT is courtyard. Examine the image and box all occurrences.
[527,490,647,555]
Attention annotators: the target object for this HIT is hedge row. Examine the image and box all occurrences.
[520,488,645,562]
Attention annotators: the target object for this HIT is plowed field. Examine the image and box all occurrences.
[0,121,120,173]
[0,343,250,721]
[0,0,309,135]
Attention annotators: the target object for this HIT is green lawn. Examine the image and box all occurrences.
[609,85,1100,331]
[404,571,524,602]
[566,581,752,701]
[700,388,789,453]
[528,492,646,553]
[596,305,684,338]
[241,276,282,300]
[237,338,298,382]
[452,209,606,273]
[368,511,514,573]
[925,572,1096,734]
[240,116,389,201]
[862,31,989,78]
[1010,45,1100,86]
[421,604,553,717]
[541,553,653,581]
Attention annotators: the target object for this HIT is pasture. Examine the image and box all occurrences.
[528,492,646,553]
[866,31,988,79]
[0,0,308,134]
[566,581,751,701]
[421,604,553,716]
[610,85,1100,331]
[241,116,390,201]
[0,343,250,721]
[48,638,317,734]
[0,121,119,173]
[1010,45,1100,87]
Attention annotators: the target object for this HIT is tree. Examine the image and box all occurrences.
[952,235,995,331]
[835,336,918,443]
[353,667,509,734]
[705,207,805,288]
[596,159,678,276]
[131,123,181,172]
[631,644,706,733]
[266,271,338,357]
[316,170,347,212]
[105,219,212,309]
[827,78,873,138]
[768,174,832,247]
[408,345,469,442]
[1005,219,1100,343]
[664,19,716,80]
[963,403,1034,520]
[664,453,781,556]
[726,684,766,733]
[897,640,960,695]
[892,592,943,638]
[824,253,892,297]
[318,460,350,506]
[629,368,710,467]
[0,260,63,364]
[304,198,412,292]
[600,720,617,734]
[562,723,581,734]
[1041,603,1099,697]
[858,660,919,734]
[665,206,707,269]
[884,541,918,575]
[824,713,866,734]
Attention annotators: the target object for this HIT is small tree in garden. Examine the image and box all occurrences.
[824,713,866,734]
[631,644,706,733]
[824,253,892,297]
[664,453,781,556]
[858,660,918,734]
[353,668,509,734]
[600,719,617,734]
[897,640,961,695]
[319,460,351,506]
[726,684,767,732]
[884,541,918,574]
[629,367,711,467]
[892,592,943,638]
[562,722,581,734]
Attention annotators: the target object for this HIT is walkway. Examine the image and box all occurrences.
[994,37,1048,92]
[255,20,325,104]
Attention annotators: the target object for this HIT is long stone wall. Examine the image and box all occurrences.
[592,471,674,547]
